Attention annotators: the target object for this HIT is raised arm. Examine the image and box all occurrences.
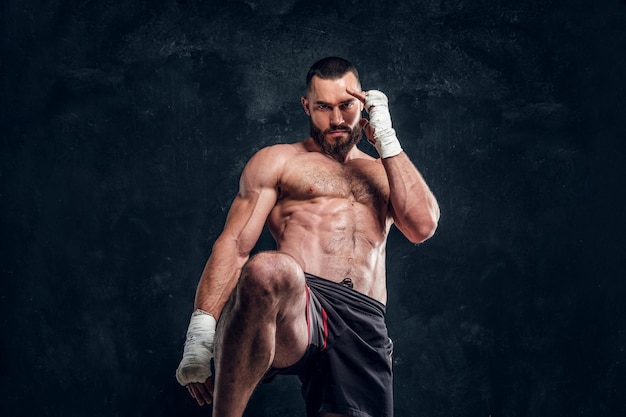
[348,88,440,243]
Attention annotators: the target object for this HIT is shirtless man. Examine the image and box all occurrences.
[175,57,440,417]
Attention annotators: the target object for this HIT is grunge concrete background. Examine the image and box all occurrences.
[1,0,625,416]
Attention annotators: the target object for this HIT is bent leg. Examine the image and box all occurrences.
[212,251,310,417]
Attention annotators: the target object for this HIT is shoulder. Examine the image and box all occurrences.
[240,142,305,187]
[244,142,303,172]
[250,142,302,161]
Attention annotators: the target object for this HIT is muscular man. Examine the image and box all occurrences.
[175,57,440,417]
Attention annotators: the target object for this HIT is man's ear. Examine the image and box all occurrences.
[301,96,310,115]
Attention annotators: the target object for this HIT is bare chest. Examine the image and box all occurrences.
[279,156,389,208]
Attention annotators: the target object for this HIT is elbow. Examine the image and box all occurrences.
[394,203,441,244]
[212,234,251,265]
[406,217,439,244]
[410,221,438,244]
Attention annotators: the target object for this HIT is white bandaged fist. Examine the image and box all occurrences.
[175,309,216,386]
[364,90,403,159]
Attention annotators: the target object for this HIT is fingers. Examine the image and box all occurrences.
[186,385,200,403]
[187,380,214,406]
[187,384,205,406]
[346,87,366,104]
[359,118,375,144]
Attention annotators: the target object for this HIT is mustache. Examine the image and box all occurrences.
[324,125,352,134]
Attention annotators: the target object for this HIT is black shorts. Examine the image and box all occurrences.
[267,273,394,417]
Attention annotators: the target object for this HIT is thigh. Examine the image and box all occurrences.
[270,265,310,369]
[238,250,311,369]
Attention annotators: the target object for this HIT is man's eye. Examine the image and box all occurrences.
[317,105,329,110]
[341,102,354,109]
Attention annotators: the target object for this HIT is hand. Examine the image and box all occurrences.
[347,88,403,158]
[187,379,215,406]
[176,309,216,404]
[346,88,375,143]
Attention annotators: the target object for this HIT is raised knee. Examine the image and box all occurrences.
[239,252,304,300]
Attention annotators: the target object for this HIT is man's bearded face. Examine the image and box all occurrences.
[310,120,362,160]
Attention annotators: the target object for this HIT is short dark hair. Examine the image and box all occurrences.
[305,56,360,93]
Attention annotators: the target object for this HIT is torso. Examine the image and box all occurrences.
[267,141,393,303]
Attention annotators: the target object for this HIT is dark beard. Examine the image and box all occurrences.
[310,121,362,161]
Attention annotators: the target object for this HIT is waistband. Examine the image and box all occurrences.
[304,273,386,317]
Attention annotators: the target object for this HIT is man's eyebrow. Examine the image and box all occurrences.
[313,98,356,106]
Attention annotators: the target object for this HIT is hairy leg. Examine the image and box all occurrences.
[212,251,310,417]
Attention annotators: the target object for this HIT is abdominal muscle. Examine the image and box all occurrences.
[268,196,389,304]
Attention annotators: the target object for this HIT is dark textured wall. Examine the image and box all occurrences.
[1,1,625,416]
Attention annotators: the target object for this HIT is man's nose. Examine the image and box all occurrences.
[330,107,344,125]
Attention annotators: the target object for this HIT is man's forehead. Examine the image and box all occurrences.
[308,73,360,101]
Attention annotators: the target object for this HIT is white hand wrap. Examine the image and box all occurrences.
[365,90,403,159]
[175,309,217,386]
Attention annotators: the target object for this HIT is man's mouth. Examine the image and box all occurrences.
[326,129,350,138]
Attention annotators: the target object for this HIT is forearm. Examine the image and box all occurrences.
[176,236,244,387]
[194,235,249,319]
[383,153,440,243]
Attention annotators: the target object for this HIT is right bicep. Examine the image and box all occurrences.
[220,188,277,256]
[219,148,282,256]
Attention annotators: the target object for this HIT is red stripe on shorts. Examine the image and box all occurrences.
[321,307,328,351]
[305,285,311,344]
